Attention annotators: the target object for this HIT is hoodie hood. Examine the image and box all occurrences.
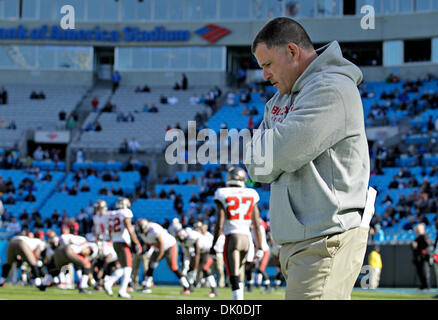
[292,41,363,94]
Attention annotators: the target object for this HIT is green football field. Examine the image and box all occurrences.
[0,285,436,300]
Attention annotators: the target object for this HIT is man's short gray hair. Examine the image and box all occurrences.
[252,17,314,53]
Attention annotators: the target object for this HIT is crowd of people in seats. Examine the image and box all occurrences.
[29,90,46,100]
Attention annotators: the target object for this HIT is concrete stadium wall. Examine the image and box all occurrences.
[118,70,227,87]
[0,70,94,86]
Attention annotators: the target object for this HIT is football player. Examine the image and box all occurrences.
[139,219,191,294]
[41,231,98,293]
[0,232,45,288]
[103,197,142,299]
[197,223,218,297]
[91,200,120,290]
[246,222,271,292]
[211,166,263,300]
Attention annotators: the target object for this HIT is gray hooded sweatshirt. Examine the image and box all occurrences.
[246,41,370,245]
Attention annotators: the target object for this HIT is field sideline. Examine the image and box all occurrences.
[0,285,436,300]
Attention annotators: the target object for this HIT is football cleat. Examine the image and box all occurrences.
[103,281,113,296]
[78,288,92,294]
[142,288,152,294]
[181,288,191,295]
[118,292,131,299]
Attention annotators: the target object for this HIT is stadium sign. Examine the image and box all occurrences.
[0,24,190,43]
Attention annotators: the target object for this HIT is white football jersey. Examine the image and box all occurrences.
[182,227,201,249]
[214,187,260,236]
[198,231,213,253]
[93,213,111,241]
[15,236,46,252]
[60,234,87,246]
[107,208,134,245]
[251,225,269,251]
[144,222,177,251]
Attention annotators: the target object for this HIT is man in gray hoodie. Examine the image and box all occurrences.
[246,17,371,299]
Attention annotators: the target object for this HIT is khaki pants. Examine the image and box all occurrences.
[279,226,369,300]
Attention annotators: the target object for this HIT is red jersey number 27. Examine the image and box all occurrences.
[225,196,254,220]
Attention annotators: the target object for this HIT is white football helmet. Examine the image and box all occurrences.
[115,197,131,209]
[225,166,247,188]
[138,218,150,233]
[93,199,108,215]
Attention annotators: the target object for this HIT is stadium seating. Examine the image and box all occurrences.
[72,85,212,151]
[0,84,89,148]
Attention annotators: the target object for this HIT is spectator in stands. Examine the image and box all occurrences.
[248,116,254,130]
[67,115,75,130]
[80,182,90,192]
[160,95,168,104]
[24,191,36,202]
[174,194,183,214]
[91,96,99,111]
[370,223,385,242]
[76,209,89,235]
[168,95,179,105]
[250,106,259,116]
[182,73,188,90]
[122,156,135,171]
[189,94,200,105]
[4,192,15,204]
[115,186,124,196]
[126,112,135,122]
[388,177,399,189]
[149,104,158,113]
[128,138,140,154]
[109,186,116,196]
[135,85,150,93]
[112,172,120,182]
[94,121,102,132]
[139,163,149,190]
[98,185,109,196]
[51,209,60,227]
[412,223,432,291]
[0,87,7,104]
[403,215,417,230]
[242,106,251,116]
[112,71,121,93]
[102,170,112,182]
[240,88,251,104]
[31,208,41,222]
[33,146,44,161]
[6,217,21,235]
[6,120,16,130]
[58,109,67,121]
[102,101,115,113]
[76,148,84,163]
[375,141,387,175]
[158,189,167,199]
[227,91,236,106]
[138,187,148,199]
[68,182,79,195]
[173,82,181,90]
[116,112,126,122]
